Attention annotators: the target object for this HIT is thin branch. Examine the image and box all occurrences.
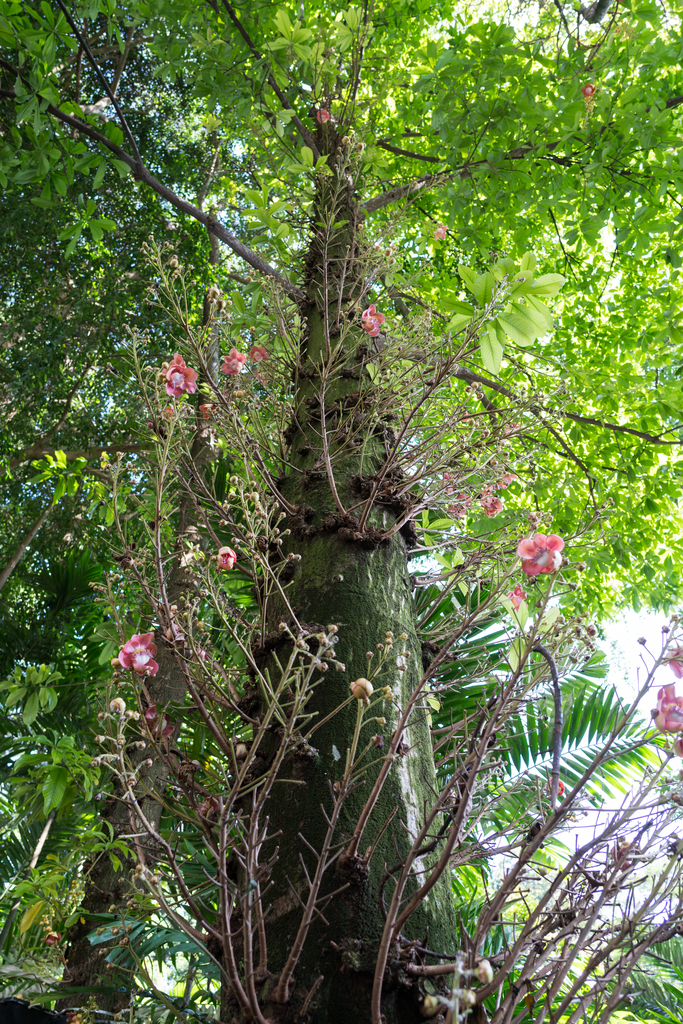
[52,0,141,163]
[0,505,54,593]
[217,0,320,158]
[532,644,562,809]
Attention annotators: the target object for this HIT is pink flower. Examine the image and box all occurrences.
[674,737,683,757]
[433,223,447,240]
[249,345,268,362]
[508,584,526,610]
[144,704,174,738]
[361,304,386,338]
[581,83,596,100]
[481,494,503,517]
[316,108,331,123]
[496,473,516,490]
[443,472,455,495]
[652,683,683,733]
[503,422,519,436]
[448,493,472,518]
[517,533,564,576]
[118,633,159,676]
[45,931,61,946]
[199,403,216,419]
[221,348,247,375]
[164,354,198,397]
[218,546,237,570]
[665,646,683,679]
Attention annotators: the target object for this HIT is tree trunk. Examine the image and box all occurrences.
[223,277,457,1019]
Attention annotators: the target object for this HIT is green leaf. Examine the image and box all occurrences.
[23,691,40,724]
[531,274,567,296]
[42,766,69,813]
[20,900,45,935]
[480,326,503,374]
[300,146,314,167]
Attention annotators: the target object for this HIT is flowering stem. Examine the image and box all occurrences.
[532,643,562,810]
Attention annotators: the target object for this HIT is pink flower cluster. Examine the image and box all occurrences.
[361,304,385,337]
[517,533,564,576]
[220,346,269,375]
[164,354,198,397]
[118,633,159,676]
[433,223,447,240]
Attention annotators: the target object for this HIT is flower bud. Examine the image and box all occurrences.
[109,697,126,715]
[350,678,373,702]
[461,989,477,1008]
[420,994,441,1018]
[111,657,122,669]
[477,959,494,984]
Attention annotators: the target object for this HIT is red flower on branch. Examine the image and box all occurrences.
[249,345,268,362]
[361,304,386,337]
[508,584,526,610]
[581,83,596,100]
[118,633,159,676]
[164,354,198,397]
[517,533,564,576]
[144,704,174,738]
[652,683,683,734]
[218,546,237,570]
[221,348,247,375]
[316,108,331,123]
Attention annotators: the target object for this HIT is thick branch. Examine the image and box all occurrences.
[0,85,304,299]
[7,442,144,472]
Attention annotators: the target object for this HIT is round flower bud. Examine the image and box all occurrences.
[477,960,494,985]
[350,678,373,702]
[420,994,441,1018]
[461,989,477,1008]
[109,698,126,715]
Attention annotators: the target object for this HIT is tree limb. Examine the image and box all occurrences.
[7,442,145,472]
[0,505,54,593]
[376,140,442,163]
[0,84,305,299]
